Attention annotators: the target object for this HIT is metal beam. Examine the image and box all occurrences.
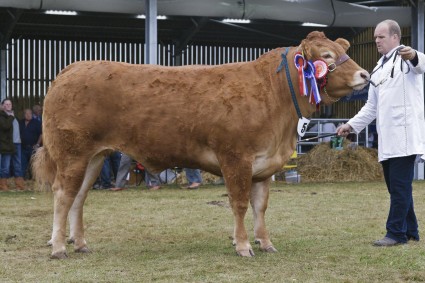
[0,8,23,49]
[412,0,424,180]
[173,17,209,66]
[411,0,424,52]
[145,0,157,64]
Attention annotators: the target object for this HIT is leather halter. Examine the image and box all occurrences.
[327,54,350,72]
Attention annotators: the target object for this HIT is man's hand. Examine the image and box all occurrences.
[336,123,352,137]
[399,46,416,61]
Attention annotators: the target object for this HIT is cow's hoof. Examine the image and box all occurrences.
[67,238,75,244]
[50,251,68,259]
[75,246,91,253]
[261,245,278,253]
[237,249,255,257]
[47,239,52,246]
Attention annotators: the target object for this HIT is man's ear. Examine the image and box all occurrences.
[335,38,350,52]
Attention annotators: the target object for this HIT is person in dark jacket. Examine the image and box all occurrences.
[0,102,15,191]
[19,108,42,180]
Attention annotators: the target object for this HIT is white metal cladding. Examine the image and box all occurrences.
[5,37,270,111]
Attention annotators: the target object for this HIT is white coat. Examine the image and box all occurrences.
[348,46,425,162]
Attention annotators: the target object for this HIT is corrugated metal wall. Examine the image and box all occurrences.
[4,26,411,118]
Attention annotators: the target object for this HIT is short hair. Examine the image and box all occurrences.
[1,99,11,105]
[380,19,401,40]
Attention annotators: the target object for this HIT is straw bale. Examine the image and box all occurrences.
[296,141,384,182]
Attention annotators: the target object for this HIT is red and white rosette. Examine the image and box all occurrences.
[294,52,307,96]
[313,60,328,79]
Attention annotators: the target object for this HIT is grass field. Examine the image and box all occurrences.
[1,181,425,282]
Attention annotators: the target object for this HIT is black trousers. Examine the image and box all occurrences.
[381,155,419,243]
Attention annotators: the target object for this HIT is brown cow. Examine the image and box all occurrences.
[33,31,369,259]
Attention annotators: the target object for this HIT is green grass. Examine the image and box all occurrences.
[1,181,425,282]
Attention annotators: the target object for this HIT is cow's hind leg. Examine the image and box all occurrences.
[68,154,105,254]
[251,178,277,253]
[221,156,254,257]
[50,161,88,259]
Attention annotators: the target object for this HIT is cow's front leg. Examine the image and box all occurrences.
[221,157,254,257]
[251,178,277,253]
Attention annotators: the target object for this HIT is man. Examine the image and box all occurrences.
[32,104,42,123]
[337,19,425,246]
[1,99,26,190]
[0,101,15,191]
[19,109,42,179]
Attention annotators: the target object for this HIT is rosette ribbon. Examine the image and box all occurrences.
[294,53,307,96]
[304,61,321,105]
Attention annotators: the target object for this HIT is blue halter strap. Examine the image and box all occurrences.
[276,47,302,119]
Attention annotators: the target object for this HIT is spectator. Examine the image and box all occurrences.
[182,168,202,190]
[110,153,132,191]
[94,151,121,190]
[337,19,425,246]
[32,104,42,123]
[0,101,15,191]
[0,99,25,190]
[19,109,42,179]
[144,168,161,191]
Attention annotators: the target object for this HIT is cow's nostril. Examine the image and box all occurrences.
[360,71,370,80]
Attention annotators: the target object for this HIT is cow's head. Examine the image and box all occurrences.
[300,31,369,104]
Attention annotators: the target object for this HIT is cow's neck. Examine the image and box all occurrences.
[273,47,317,119]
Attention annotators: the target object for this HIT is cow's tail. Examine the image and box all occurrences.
[32,146,57,191]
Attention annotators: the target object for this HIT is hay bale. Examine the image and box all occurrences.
[297,141,383,182]
[176,170,222,184]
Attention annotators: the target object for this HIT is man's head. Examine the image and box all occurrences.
[374,19,401,55]
[24,109,33,121]
[32,104,42,117]
[1,99,12,112]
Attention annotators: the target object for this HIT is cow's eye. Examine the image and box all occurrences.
[322,54,333,59]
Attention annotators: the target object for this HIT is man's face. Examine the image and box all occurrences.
[33,106,41,116]
[24,110,33,121]
[374,23,399,55]
[2,100,12,112]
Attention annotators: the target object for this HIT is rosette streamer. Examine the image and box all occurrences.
[304,61,321,105]
[294,53,307,96]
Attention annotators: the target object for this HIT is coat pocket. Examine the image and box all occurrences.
[391,104,412,126]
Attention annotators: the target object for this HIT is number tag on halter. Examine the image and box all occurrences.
[297,117,310,137]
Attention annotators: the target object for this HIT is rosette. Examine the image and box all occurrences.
[294,53,307,96]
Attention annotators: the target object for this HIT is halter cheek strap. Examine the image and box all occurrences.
[328,54,350,72]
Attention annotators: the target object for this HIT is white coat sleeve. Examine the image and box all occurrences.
[347,86,377,134]
[409,51,425,74]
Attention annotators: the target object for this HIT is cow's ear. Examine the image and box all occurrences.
[335,38,350,52]
[300,39,313,60]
